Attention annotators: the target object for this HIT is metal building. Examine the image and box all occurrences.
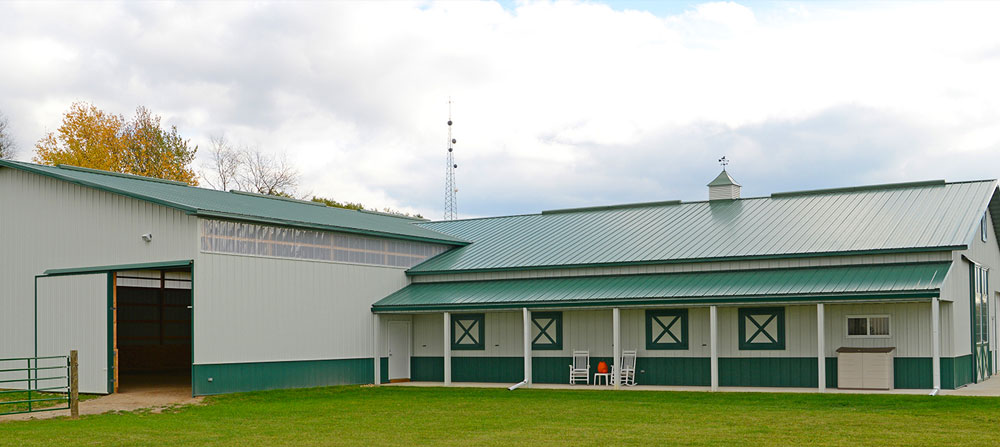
[2,159,998,395]
[374,175,1000,391]
[0,161,464,395]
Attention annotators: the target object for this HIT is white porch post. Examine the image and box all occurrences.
[613,307,621,390]
[373,313,381,385]
[444,312,452,386]
[710,305,719,391]
[523,307,532,386]
[932,298,941,390]
[817,303,825,391]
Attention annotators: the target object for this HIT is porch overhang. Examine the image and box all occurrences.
[372,262,950,313]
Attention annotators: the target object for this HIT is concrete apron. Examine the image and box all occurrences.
[940,374,1000,396]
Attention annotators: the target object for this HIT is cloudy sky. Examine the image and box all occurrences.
[2,1,999,219]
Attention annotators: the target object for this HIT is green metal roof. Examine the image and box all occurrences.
[707,170,740,187]
[0,161,467,245]
[411,179,998,274]
[374,262,950,311]
[43,260,193,276]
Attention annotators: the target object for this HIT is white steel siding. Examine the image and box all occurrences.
[824,302,941,357]
[445,312,523,357]
[36,274,108,394]
[0,168,198,361]
[193,252,408,365]
[406,302,940,360]
[412,313,442,357]
[943,209,1000,357]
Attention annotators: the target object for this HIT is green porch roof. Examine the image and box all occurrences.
[0,160,467,246]
[373,262,950,312]
[411,179,998,274]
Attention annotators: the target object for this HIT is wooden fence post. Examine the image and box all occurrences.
[70,350,79,419]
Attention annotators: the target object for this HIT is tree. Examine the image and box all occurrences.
[34,102,198,185]
[311,196,366,211]
[239,148,298,196]
[310,196,423,219]
[201,135,241,191]
[202,134,423,218]
[0,111,16,159]
[200,134,299,196]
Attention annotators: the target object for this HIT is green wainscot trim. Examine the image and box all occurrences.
[636,357,710,386]
[411,357,445,382]
[893,357,931,389]
[941,354,973,390]
[826,357,838,389]
[719,357,818,387]
[393,355,970,390]
[193,358,374,396]
[531,357,614,384]
[380,357,388,384]
[452,357,524,383]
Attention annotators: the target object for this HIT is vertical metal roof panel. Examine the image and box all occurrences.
[412,180,999,273]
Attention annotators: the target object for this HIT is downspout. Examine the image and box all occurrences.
[508,381,527,391]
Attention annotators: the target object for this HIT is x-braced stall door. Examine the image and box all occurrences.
[973,265,991,383]
[36,273,111,394]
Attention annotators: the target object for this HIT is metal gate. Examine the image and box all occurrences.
[0,355,73,416]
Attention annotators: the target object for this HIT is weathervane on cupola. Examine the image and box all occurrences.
[708,156,741,200]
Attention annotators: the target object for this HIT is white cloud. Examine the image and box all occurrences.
[1,0,999,218]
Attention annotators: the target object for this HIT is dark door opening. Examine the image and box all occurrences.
[114,268,192,393]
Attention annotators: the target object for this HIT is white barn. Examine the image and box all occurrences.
[2,160,999,395]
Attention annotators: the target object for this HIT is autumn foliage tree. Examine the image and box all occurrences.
[34,102,198,185]
[0,110,16,159]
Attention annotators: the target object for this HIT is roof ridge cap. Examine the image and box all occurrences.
[771,179,946,198]
[56,164,189,186]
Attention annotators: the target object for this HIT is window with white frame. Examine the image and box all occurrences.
[846,315,890,338]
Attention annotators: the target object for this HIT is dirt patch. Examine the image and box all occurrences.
[1,374,203,423]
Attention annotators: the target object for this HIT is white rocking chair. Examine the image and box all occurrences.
[568,351,590,385]
[613,350,637,386]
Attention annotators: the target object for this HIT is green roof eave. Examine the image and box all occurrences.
[406,245,962,276]
[0,160,199,214]
[43,260,193,276]
[0,160,468,247]
[372,291,940,313]
[190,210,470,246]
[381,261,951,312]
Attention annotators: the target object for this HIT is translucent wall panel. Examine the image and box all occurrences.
[199,219,448,269]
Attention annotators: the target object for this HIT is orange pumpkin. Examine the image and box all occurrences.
[597,361,608,374]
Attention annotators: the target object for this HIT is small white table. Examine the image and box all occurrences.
[593,372,611,386]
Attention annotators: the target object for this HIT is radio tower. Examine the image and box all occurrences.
[444,98,458,220]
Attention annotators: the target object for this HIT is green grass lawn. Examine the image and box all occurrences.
[2,386,1000,446]
[0,390,98,415]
